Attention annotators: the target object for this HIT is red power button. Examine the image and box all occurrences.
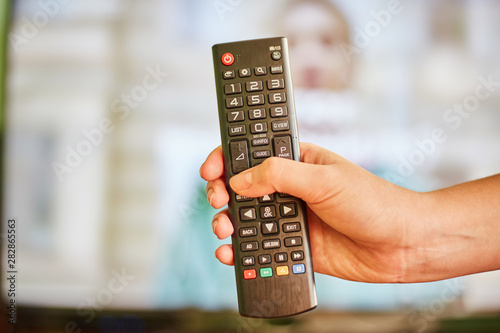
[221,52,234,66]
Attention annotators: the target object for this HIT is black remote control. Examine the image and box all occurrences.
[212,37,317,318]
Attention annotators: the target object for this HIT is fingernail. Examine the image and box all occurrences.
[212,218,218,233]
[230,170,252,191]
[207,188,215,206]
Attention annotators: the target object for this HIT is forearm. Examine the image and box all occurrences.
[406,174,500,282]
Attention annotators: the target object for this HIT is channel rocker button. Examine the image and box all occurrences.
[221,52,234,66]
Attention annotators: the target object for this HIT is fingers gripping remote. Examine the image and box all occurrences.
[212,37,317,318]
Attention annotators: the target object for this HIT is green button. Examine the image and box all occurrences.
[260,267,273,278]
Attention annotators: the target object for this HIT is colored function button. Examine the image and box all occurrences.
[241,241,258,252]
[260,267,273,278]
[261,222,278,235]
[291,250,304,261]
[275,252,288,263]
[292,264,306,274]
[285,236,302,247]
[221,52,234,66]
[280,203,297,217]
[230,140,249,174]
[243,269,256,279]
[283,222,301,233]
[258,254,271,264]
[274,135,292,159]
[240,207,256,221]
[239,226,257,237]
[276,266,289,276]
[242,256,255,266]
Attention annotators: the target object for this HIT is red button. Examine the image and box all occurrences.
[221,52,234,66]
[243,269,256,280]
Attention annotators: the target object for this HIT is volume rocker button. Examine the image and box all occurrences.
[230,140,250,174]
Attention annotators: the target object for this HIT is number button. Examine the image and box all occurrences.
[270,106,287,118]
[245,81,263,92]
[267,78,284,90]
[227,110,244,122]
[239,68,251,77]
[247,94,265,106]
[226,96,243,108]
[249,108,266,120]
[269,92,286,104]
[224,83,242,95]
[250,122,268,134]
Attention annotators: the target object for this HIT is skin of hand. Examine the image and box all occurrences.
[200,143,500,283]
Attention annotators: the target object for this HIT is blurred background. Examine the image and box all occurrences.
[1,0,500,332]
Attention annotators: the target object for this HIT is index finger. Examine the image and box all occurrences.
[200,146,224,181]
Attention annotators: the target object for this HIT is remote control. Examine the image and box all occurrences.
[212,37,317,318]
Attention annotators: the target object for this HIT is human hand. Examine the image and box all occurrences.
[200,143,421,283]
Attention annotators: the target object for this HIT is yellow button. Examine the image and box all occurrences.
[276,265,289,276]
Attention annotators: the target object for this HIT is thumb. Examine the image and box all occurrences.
[229,157,334,204]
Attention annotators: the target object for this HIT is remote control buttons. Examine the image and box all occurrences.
[230,140,249,173]
[223,70,235,79]
[239,68,251,77]
[285,236,302,247]
[275,252,288,263]
[221,52,234,66]
[252,137,269,146]
[263,239,280,249]
[271,51,282,61]
[243,269,256,279]
[270,106,287,118]
[270,65,283,74]
[274,135,292,159]
[258,254,271,264]
[291,250,304,261]
[260,205,276,219]
[283,222,301,233]
[280,203,297,217]
[276,266,289,276]
[260,267,273,278]
[259,193,274,202]
[261,222,278,235]
[239,226,257,237]
[242,256,255,266]
[292,263,306,274]
[255,66,267,75]
[241,241,258,252]
[240,207,256,221]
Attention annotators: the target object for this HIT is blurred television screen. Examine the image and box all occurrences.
[2,0,500,331]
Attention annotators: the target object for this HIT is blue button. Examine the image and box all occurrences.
[292,264,305,274]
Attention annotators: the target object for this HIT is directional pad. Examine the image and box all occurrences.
[240,207,256,221]
[261,222,278,235]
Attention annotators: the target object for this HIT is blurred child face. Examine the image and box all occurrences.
[282,2,352,90]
